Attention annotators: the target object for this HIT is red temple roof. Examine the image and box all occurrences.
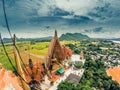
[62,46,72,57]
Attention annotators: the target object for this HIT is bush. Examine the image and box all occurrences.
[74,61,83,69]
[68,61,73,67]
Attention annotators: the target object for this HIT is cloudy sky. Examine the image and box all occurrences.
[0,0,120,38]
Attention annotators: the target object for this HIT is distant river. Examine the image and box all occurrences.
[112,40,120,44]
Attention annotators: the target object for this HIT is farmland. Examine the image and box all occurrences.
[0,40,77,71]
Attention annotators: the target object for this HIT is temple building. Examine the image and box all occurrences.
[45,30,72,76]
[7,31,73,89]
[24,59,45,90]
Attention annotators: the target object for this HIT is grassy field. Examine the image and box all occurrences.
[29,42,49,55]
[0,55,15,71]
[0,40,77,71]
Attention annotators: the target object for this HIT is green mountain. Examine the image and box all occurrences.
[2,33,89,43]
[3,36,53,43]
[59,33,89,41]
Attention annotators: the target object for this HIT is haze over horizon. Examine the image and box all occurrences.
[0,0,120,38]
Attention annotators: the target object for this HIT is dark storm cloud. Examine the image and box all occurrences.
[84,27,103,33]
[0,0,120,38]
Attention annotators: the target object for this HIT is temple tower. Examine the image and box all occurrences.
[13,34,30,90]
[80,50,84,60]
[45,30,64,74]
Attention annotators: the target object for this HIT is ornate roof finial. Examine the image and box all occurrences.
[55,30,57,37]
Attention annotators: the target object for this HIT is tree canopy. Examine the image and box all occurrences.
[58,54,120,90]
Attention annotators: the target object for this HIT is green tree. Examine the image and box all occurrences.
[57,81,75,90]
[80,57,120,90]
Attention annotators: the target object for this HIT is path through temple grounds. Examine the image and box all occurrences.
[48,68,85,90]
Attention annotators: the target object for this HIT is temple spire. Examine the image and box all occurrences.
[13,34,16,46]
[13,34,30,90]
[80,50,84,60]
[55,30,57,37]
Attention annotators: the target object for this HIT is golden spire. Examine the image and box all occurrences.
[80,50,84,60]
[13,34,30,90]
